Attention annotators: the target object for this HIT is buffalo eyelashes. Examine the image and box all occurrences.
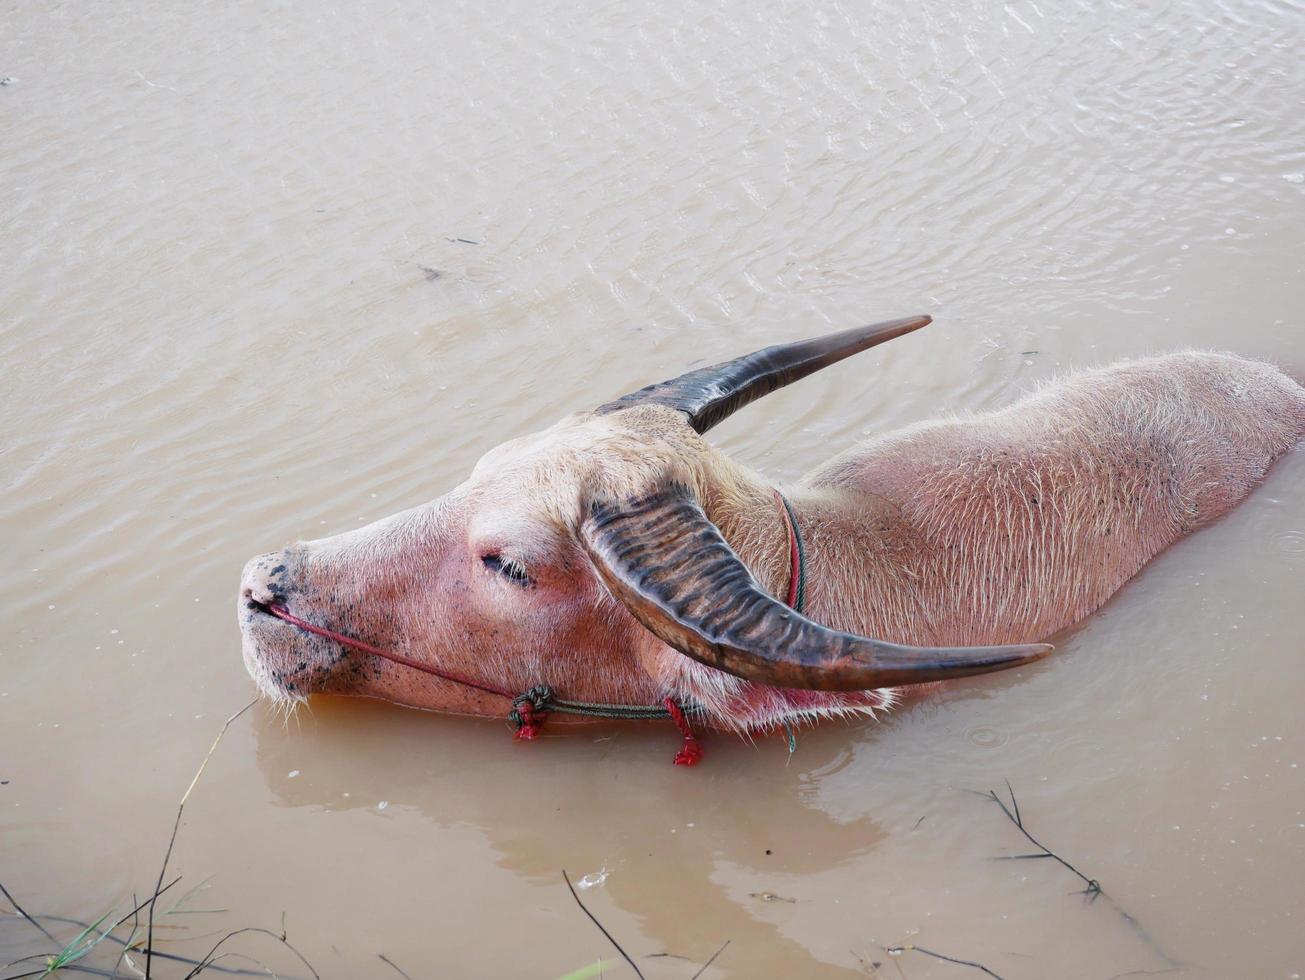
[481,552,530,587]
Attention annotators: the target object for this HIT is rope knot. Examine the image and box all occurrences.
[510,684,554,740]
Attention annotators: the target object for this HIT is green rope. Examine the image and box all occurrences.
[776,490,807,613]
[509,685,706,726]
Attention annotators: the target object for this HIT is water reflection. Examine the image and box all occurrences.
[252,698,889,974]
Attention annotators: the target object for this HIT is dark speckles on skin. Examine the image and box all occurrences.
[270,565,286,575]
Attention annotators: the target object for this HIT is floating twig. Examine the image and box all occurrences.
[0,968,55,980]
[689,939,730,980]
[145,697,257,979]
[983,782,1180,968]
[886,943,1006,978]
[986,781,1098,899]
[183,924,318,979]
[0,881,57,943]
[378,952,415,979]
[561,869,644,980]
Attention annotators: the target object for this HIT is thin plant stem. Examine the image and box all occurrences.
[145,698,257,979]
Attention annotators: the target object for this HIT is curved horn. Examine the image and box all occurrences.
[581,482,1052,691]
[596,315,931,434]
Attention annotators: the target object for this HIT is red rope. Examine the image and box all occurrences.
[513,699,542,740]
[262,603,517,702]
[664,698,703,766]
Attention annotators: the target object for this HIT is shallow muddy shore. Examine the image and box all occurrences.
[3,0,1304,976]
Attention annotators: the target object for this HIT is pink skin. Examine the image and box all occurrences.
[240,350,1305,733]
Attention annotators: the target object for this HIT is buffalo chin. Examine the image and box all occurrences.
[239,600,328,703]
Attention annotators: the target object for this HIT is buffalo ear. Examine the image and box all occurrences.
[595,315,930,433]
[579,481,1052,691]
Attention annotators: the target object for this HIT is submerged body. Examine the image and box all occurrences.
[804,351,1304,645]
[240,323,1305,734]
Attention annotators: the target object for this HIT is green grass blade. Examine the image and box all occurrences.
[555,958,619,980]
[43,909,114,973]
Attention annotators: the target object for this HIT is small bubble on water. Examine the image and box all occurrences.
[288,770,300,778]
[1284,173,1304,184]
[378,800,389,810]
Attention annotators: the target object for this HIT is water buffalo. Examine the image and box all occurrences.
[239,317,1304,741]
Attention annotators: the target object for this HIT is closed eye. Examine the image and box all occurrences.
[481,552,531,587]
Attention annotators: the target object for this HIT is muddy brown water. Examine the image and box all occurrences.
[3,0,1304,977]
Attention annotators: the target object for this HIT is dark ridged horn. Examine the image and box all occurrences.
[596,315,931,433]
[581,482,1053,691]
